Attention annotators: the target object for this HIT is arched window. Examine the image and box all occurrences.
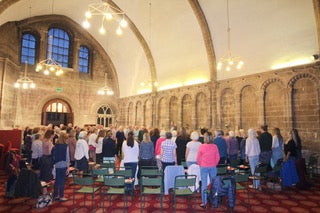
[97,105,113,128]
[48,28,70,67]
[21,33,36,65]
[42,98,73,126]
[78,45,89,73]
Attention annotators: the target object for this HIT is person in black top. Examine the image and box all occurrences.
[258,125,272,165]
[115,126,126,157]
[102,130,117,160]
[175,127,191,165]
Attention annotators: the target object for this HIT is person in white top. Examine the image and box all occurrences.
[74,131,89,176]
[95,129,106,164]
[185,131,202,168]
[122,131,139,191]
[88,127,98,162]
[245,128,261,189]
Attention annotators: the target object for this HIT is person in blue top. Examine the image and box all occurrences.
[52,131,70,202]
[213,130,227,164]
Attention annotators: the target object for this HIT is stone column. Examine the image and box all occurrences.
[284,87,293,130]
[234,92,241,129]
[38,30,48,63]
[73,38,80,72]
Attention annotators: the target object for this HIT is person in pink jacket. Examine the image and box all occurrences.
[196,132,220,209]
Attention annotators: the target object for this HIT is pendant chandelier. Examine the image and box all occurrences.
[83,0,128,36]
[97,73,114,95]
[14,61,36,89]
[217,0,244,71]
[35,35,63,76]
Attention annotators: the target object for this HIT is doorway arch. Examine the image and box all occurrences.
[41,98,73,126]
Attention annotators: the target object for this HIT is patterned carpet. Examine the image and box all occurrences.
[0,170,319,213]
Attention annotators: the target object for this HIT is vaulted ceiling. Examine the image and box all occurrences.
[0,0,319,97]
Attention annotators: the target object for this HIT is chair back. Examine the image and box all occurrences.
[100,160,115,169]
[73,176,94,186]
[174,174,196,188]
[217,164,227,175]
[234,173,249,182]
[92,168,108,176]
[114,167,132,178]
[230,159,240,168]
[141,166,162,177]
[141,175,163,187]
[104,174,125,187]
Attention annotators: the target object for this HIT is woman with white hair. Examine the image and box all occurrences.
[245,128,261,189]
[185,131,202,168]
[74,131,89,177]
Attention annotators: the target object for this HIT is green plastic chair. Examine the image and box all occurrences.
[173,174,197,213]
[102,174,127,212]
[140,174,163,212]
[217,164,228,176]
[72,175,100,212]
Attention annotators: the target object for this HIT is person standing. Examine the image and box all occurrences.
[88,127,98,162]
[226,131,239,163]
[74,131,89,176]
[185,131,201,168]
[196,133,220,209]
[138,133,155,176]
[258,125,272,165]
[67,129,77,167]
[52,131,70,202]
[246,128,261,189]
[95,129,106,164]
[102,130,117,162]
[213,130,227,164]
[160,132,177,172]
[116,126,126,158]
[40,129,54,194]
[122,131,139,191]
[271,127,284,167]
[175,127,191,165]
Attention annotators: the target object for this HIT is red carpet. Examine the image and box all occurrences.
[0,170,319,213]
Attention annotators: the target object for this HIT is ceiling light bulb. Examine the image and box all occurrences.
[99,26,106,34]
[116,27,123,35]
[105,12,112,20]
[85,11,92,18]
[229,60,234,65]
[83,20,90,29]
[44,69,50,75]
[239,61,244,65]
[30,83,36,88]
[226,66,231,71]
[22,82,28,89]
[14,82,20,88]
[154,82,158,87]
[120,19,128,28]
[49,66,55,71]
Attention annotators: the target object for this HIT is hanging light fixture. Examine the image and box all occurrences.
[97,73,114,95]
[83,0,128,36]
[14,61,36,89]
[35,0,63,76]
[217,0,244,71]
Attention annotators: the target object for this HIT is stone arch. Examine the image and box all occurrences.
[41,98,73,126]
[288,73,318,88]
[135,100,143,126]
[291,76,319,149]
[158,97,167,129]
[127,102,134,126]
[261,78,285,91]
[264,80,286,131]
[169,96,179,128]
[181,94,193,130]
[240,85,259,130]
[144,98,152,128]
[195,92,209,129]
[220,88,236,131]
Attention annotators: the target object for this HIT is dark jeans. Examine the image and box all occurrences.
[54,167,67,198]
[161,161,175,172]
[124,162,138,190]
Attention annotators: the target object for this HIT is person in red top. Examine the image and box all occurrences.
[196,132,220,209]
